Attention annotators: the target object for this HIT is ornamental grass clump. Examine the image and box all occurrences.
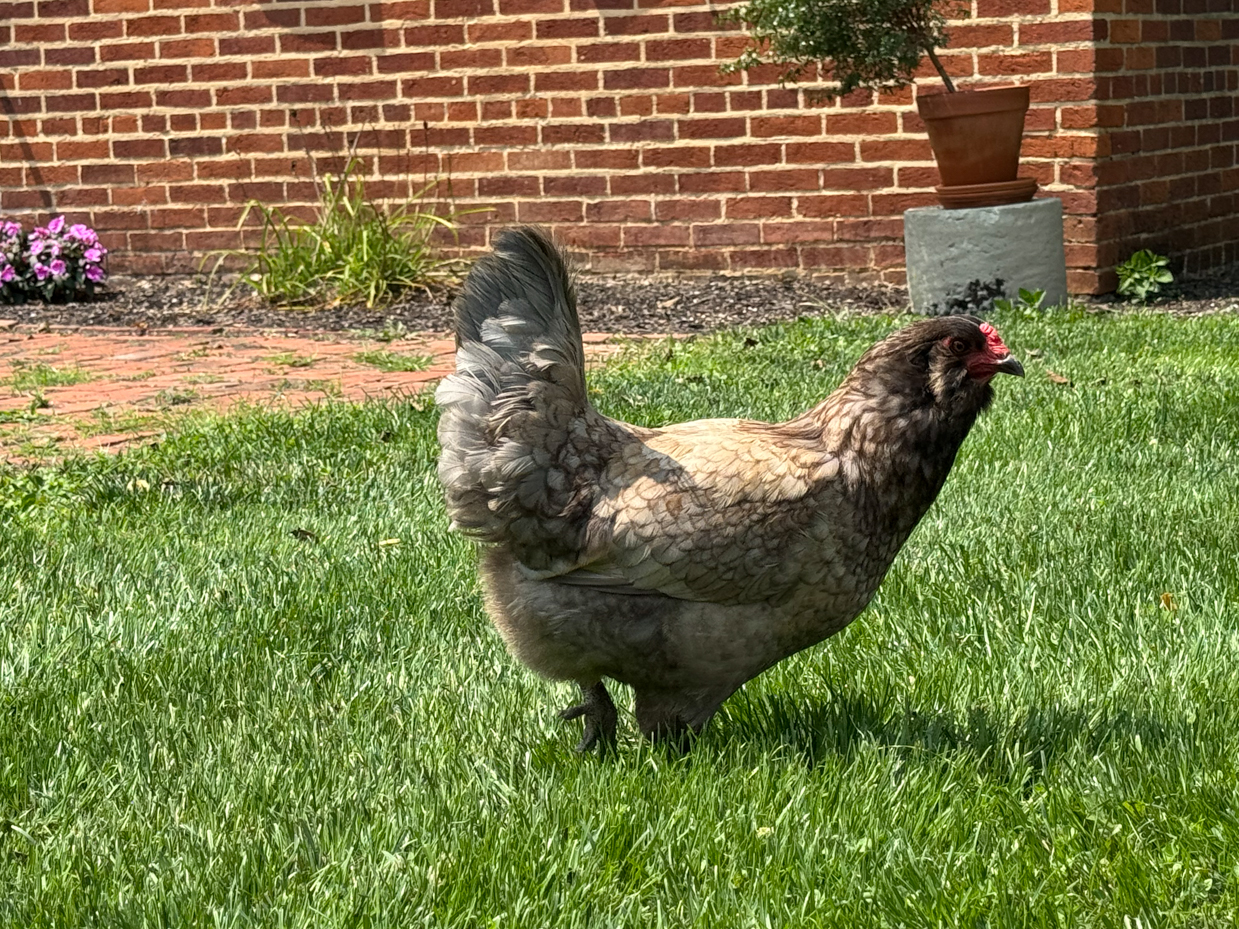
[0,216,109,304]
[208,158,467,309]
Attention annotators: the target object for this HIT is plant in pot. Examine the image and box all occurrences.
[721,0,1036,208]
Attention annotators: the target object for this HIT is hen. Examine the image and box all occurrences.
[436,227,1023,752]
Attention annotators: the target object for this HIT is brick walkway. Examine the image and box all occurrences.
[0,320,628,461]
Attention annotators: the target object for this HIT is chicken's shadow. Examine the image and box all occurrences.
[719,689,1178,784]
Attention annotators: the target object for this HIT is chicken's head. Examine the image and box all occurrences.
[851,315,1024,416]
[924,316,1024,409]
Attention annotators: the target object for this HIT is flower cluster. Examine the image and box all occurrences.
[0,216,108,304]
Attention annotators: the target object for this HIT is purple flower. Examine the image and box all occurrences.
[85,247,104,263]
[49,259,67,278]
[85,264,106,283]
[69,223,98,244]
[0,265,13,283]
[34,263,50,281]
[47,215,65,235]
[1,222,20,237]
[33,226,48,239]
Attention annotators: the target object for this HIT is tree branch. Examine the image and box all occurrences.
[924,45,956,92]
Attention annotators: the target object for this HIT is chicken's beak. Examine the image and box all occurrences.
[994,354,1025,378]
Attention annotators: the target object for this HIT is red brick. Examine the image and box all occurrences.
[752,115,822,137]
[517,200,584,223]
[798,194,870,218]
[75,68,129,89]
[714,143,782,166]
[17,69,73,91]
[15,22,65,41]
[641,145,709,167]
[647,38,711,60]
[159,38,216,58]
[100,42,156,62]
[125,14,180,36]
[826,112,899,135]
[677,171,745,193]
[113,138,167,159]
[441,47,503,69]
[535,71,599,92]
[135,64,187,84]
[36,0,87,13]
[785,141,857,164]
[976,0,1049,12]
[404,23,464,45]
[602,13,668,34]
[693,223,760,246]
[605,69,670,90]
[578,43,641,63]
[575,149,640,169]
[761,221,835,244]
[536,17,597,38]
[610,120,675,142]
[626,224,693,246]
[45,93,97,112]
[469,73,530,94]
[1020,19,1102,43]
[678,117,747,139]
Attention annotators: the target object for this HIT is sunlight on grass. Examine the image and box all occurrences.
[2,309,1239,925]
[353,349,433,373]
[2,360,94,391]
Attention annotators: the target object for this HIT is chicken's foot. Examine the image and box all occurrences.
[559,681,617,755]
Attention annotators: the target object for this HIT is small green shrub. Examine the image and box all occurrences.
[994,288,1046,314]
[720,0,959,97]
[1116,249,1174,303]
[208,159,466,309]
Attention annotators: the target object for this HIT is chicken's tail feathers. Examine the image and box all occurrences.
[448,225,585,398]
[435,227,592,547]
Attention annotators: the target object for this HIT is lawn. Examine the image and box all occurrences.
[2,307,1238,926]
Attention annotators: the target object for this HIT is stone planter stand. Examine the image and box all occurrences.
[903,198,1069,315]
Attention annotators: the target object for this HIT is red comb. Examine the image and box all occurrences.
[980,322,1010,357]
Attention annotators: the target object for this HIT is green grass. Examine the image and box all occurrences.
[2,360,93,391]
[353,348,433,373]
[3,308,1239,925]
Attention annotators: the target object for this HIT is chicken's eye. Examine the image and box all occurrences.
[948,337,969,355]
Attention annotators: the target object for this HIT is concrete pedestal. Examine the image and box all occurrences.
[904,198,1068,315]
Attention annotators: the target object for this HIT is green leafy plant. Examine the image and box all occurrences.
[207,158,467,309]
[1116,249,1174,303]
[720,0,959,97]
[994,288,1046,314]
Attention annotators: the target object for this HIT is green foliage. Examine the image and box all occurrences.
[993,287,1047,314]
[1117,249,1174,303]
[353,349,433,373]
[719,0,954,96]
[4,313,1239,924]
[208,158,466,309]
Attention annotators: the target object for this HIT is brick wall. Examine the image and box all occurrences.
[0,0,1234,291]
[1091,0,1239,286]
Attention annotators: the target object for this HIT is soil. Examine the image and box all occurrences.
[2,264,1236,334]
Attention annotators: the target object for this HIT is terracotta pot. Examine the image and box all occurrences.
[916,86,1030,188]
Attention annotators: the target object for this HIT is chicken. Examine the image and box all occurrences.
[436,227,1024,752]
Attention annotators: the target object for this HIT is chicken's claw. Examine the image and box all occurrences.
[559,681,617,755]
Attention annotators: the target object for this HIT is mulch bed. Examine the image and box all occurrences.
[2,264,1237,335]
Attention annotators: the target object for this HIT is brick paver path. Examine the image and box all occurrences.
[0,320,629,461]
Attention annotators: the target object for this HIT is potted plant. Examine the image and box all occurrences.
[722,0,1035,208]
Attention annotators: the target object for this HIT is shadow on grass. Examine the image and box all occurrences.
[716,687,1178,786]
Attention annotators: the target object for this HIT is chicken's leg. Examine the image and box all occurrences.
[559,680,617,755]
